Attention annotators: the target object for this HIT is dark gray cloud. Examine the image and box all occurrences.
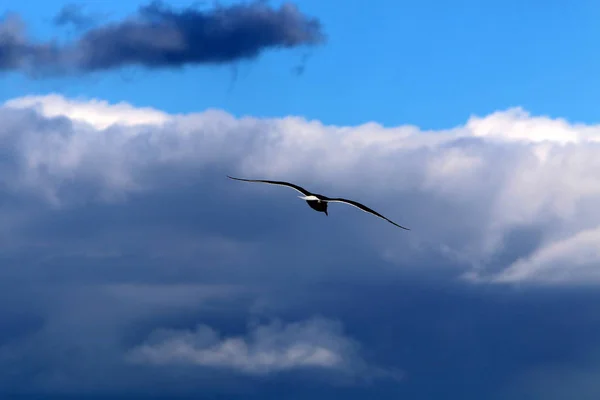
[0,1,325,77]
[2,278,600,398]
[0,14,63,76]
[0,95,600,398]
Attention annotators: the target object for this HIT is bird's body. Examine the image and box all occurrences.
[227,175,409,230]
[300,195,329,215]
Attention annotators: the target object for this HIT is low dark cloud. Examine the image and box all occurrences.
[0,1,325,77]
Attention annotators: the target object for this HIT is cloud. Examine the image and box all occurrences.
[0,282,253,394]
[1,94,600,284]
[52,4,97,31]
[491,226,600,283]
[0,1,325,77]
[2,94,600,397]
[5,93,170,129]
[126,317,361,375]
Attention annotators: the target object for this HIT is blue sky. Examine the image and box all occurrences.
[3,0,600,128]
[2,1,600,399]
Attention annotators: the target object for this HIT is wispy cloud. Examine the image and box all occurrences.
[490,226,600,283]
[52,4,97,31]
[126,317,361,375]
[0,1,325,77]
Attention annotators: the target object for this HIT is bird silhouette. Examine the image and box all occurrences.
[227,175,410,230]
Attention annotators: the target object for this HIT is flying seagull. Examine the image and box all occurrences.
[227,175,410,230]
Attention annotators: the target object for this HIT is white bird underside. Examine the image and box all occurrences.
[298,195,319,201]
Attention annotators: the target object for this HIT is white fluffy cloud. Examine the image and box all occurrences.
[2,93,600,284]
[126,318,359,375]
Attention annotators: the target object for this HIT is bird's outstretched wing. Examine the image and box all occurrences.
[325,198,410,230]
[227,176,312,196]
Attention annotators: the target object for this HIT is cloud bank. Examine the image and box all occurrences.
[2,94,600,285]
[0,1,325,77]
[1,94,600,398]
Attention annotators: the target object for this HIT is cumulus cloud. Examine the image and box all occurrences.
[126,317,360,375]
[0,1,325,77]
[2,94,600,397]
[0,94,599,284]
